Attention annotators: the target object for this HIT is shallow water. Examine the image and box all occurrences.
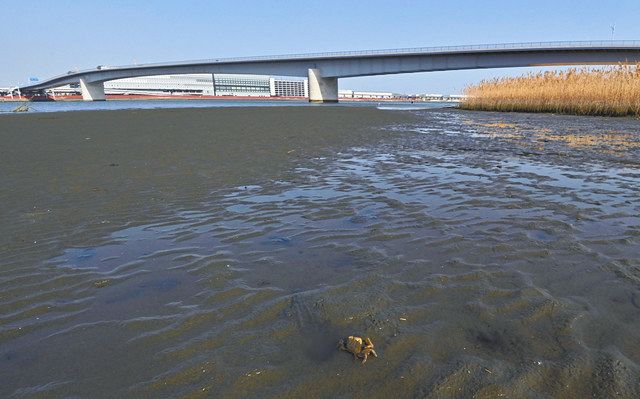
[0,98,450,114]
[1,108,640,398]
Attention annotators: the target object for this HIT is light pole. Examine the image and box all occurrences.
[611,24,616,40]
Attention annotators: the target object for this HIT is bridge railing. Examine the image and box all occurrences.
[169,40,640,65]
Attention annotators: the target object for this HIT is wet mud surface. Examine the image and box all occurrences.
[1,107,640,398]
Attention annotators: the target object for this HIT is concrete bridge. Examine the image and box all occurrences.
[18,40,640,103]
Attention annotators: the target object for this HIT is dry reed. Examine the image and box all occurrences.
[460,64,640,117]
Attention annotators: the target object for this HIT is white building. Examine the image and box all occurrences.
[269,77,309,97]
[416,93,466,102]
[446,94,468,101]
[103,74,307,97]
[46,74,308,98]
[213,74,270,96]
[105,74,216,95]
[339,90,395,99]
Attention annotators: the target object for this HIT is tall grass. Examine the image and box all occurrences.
[460,64,640,117]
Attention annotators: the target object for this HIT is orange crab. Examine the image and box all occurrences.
[338,336,378,364]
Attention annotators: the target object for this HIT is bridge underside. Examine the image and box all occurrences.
[20,46,640,102]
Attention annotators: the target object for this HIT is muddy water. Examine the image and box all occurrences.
[1,108,640,398]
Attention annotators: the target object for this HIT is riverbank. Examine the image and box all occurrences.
[0,94,307,102]
[461,64,640,117]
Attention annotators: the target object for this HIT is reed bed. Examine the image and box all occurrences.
[460,64,640,117]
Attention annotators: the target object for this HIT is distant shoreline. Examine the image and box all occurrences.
[0,93,452,103]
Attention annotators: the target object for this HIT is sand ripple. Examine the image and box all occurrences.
[2,108,640,398]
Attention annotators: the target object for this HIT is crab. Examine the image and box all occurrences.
[338,336,378,364]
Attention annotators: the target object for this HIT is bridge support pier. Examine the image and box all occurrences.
[308,69,338,103]
[79,77,105,101]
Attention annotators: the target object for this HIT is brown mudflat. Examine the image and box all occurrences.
[1,107,639,398]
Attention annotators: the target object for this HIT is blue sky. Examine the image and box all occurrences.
[2,0,639,93]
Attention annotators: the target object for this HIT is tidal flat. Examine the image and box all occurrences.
[1,107,639,398]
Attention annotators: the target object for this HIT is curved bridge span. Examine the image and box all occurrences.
[19,40,640,102]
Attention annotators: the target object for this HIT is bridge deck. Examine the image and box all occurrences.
[18,40,640,93]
